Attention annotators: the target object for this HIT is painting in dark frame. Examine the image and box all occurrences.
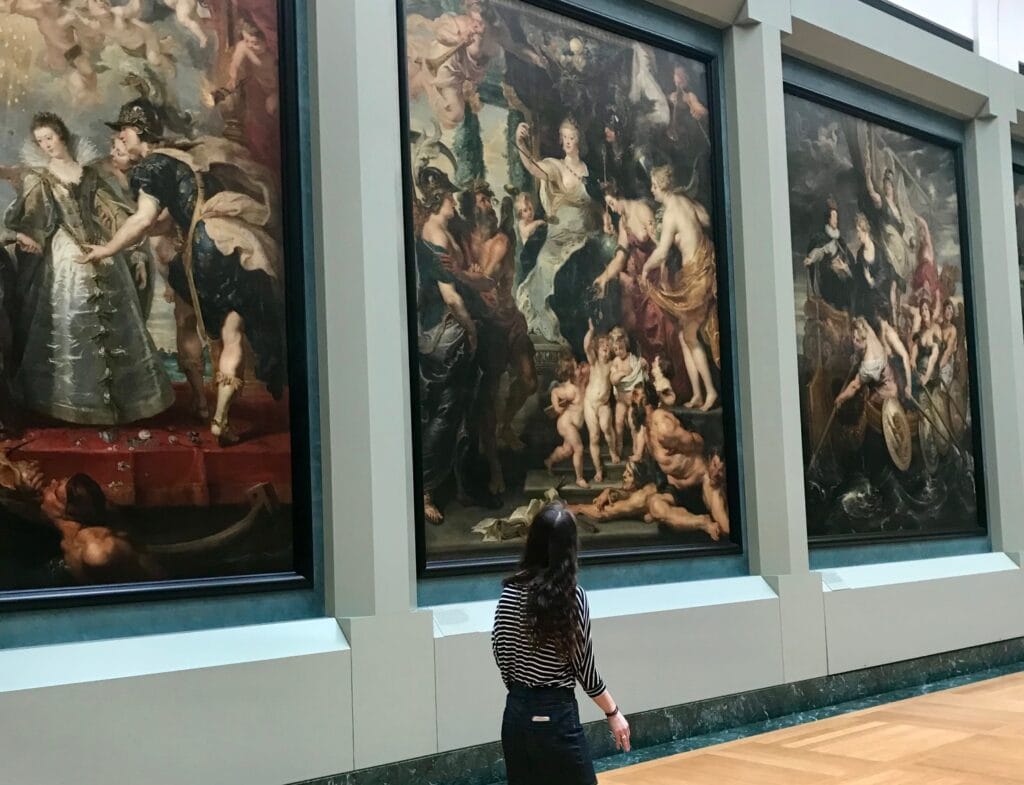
[397,0,744,574]
[0,0,315,608]
[784,83,986,545]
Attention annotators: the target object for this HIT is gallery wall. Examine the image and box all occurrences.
[4,1,1024,784]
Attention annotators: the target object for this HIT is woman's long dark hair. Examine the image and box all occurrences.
[503,502,581,659]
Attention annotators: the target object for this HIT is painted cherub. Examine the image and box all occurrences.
[74,0,173,72]
[584,319,620,482]
[608,326,645,462]
[161,0,210,48]
[544,354,588,488]
[515,191,546,242]
[650,354,677,407]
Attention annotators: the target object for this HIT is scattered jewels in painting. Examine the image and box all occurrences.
[401,0,737,567]
[785,90,983,541]
[0,1,302,596]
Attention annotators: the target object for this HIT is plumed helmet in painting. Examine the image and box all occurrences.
[105,98,165,143]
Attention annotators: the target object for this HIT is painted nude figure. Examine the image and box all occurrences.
[608,326,645,462]
[645,406,728,540]
[458,183,537,494]
[1,0,79,71]
[835,315,910,408]
[641,165,720,411]
[570,384,727,540]
[544,354,588,488]
[583,319,620,482]
[161,0,209,48]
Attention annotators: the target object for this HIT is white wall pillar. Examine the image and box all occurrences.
[963,66,1024,561]
[724,0,827,682]
[724,1,806,578]
[312,0,438,768]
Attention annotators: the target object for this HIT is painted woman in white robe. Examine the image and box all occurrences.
[5,112,172,425]
[512,117,599,345]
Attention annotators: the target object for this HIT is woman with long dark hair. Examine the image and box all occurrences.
[492,502,629,784]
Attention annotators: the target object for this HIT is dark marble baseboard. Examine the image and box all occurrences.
[290,636,1024,785]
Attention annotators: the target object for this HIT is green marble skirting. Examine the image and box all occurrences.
[290,636,1024,785]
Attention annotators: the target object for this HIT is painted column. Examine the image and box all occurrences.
[724,0,828,681]
[312,0,438,768]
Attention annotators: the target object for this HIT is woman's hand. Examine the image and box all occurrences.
[607,710,631,752]
[79,244,110,265]
[15,233,41,255]
[515,122,531,148]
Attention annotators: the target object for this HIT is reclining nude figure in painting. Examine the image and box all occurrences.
[570,383,728,540]
[0,451,158,584]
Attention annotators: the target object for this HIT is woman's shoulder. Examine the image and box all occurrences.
[500,578,527,596]
[495,581,526,615]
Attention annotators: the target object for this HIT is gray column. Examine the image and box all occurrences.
[725,5,809,577]
[725,2,828,681]
[963,67,1024,561]
[312,0,438,768]
[314,0,420,621]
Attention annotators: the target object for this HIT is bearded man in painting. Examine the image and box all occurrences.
[457,181,537,496]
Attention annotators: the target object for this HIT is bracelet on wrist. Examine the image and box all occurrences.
[605,706,619,718]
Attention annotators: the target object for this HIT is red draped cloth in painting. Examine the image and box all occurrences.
[209,0,283,174]
[620,232,692,400]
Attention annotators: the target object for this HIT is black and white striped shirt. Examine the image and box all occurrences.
[491,582,606,698]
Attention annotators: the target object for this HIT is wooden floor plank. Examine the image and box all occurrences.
[598,671,1024,785]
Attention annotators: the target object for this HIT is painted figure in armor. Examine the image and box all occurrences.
[5,111,173,425]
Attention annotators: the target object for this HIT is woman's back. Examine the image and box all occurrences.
[492,503,628,785]
[492,581,604,698]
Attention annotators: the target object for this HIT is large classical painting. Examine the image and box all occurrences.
[785,87,985,542]
[0,1,312,604]
[400,0,740,570]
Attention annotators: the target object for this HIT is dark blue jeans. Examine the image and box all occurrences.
[501,685,597,785]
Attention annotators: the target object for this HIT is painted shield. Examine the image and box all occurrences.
[882,398,913,471]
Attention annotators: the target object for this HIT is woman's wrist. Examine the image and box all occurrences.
[604,706,619,718]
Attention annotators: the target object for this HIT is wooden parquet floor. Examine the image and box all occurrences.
[599,671,1024,784]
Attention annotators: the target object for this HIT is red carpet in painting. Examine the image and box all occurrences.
[4,384,292,508]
